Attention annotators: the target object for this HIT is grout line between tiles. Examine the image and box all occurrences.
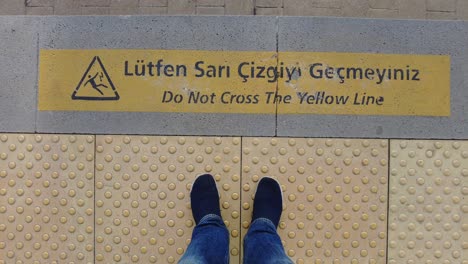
[386,139,391,264]
[93,135,97,264]
[274,16,279,137]
[34,33,39,133]
[239,136,244,263]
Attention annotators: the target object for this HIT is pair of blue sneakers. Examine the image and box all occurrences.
[190,174,283,228]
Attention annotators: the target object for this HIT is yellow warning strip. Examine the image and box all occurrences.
[39,49,450,116]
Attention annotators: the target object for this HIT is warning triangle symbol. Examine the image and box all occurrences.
[71,56,120,101]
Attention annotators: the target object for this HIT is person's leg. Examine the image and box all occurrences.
[244,218,293,264]
[243,177,294,264]
[178,214,229,264]
[178,174,229,264]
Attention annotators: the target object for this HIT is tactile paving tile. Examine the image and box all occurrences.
[95,136,241,263]
[241,138,389,264]
[388,140,468,264]
[0,134,95,264]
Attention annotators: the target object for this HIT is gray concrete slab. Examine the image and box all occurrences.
[0,17,37,132]
[36,16,277,136]
[36,112,273,136]
[3,16,467,138]
[278,17,468,139]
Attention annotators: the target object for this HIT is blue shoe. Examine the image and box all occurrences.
[190,174,221,225]
[252,177,283,228]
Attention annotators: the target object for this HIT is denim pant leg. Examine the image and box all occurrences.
[243,218,294,264]
[178,214,230,264]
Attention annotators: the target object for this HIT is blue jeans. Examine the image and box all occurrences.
[178,215,293,264]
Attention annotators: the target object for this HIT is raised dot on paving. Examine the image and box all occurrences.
[388,140,468,264]
[0,134,95,264]
[94,136,241,263]
[241,138,389,263]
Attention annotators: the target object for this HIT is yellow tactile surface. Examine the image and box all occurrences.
[94,136,241,263]
[1,135,467,264]
[0,134,95,264]
[241,138,389,264]
[388,140,468,264]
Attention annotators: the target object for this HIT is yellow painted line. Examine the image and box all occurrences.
[278,52,450,116]
[39,50,450,116]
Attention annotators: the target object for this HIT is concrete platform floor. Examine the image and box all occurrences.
[0,134,467,263]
